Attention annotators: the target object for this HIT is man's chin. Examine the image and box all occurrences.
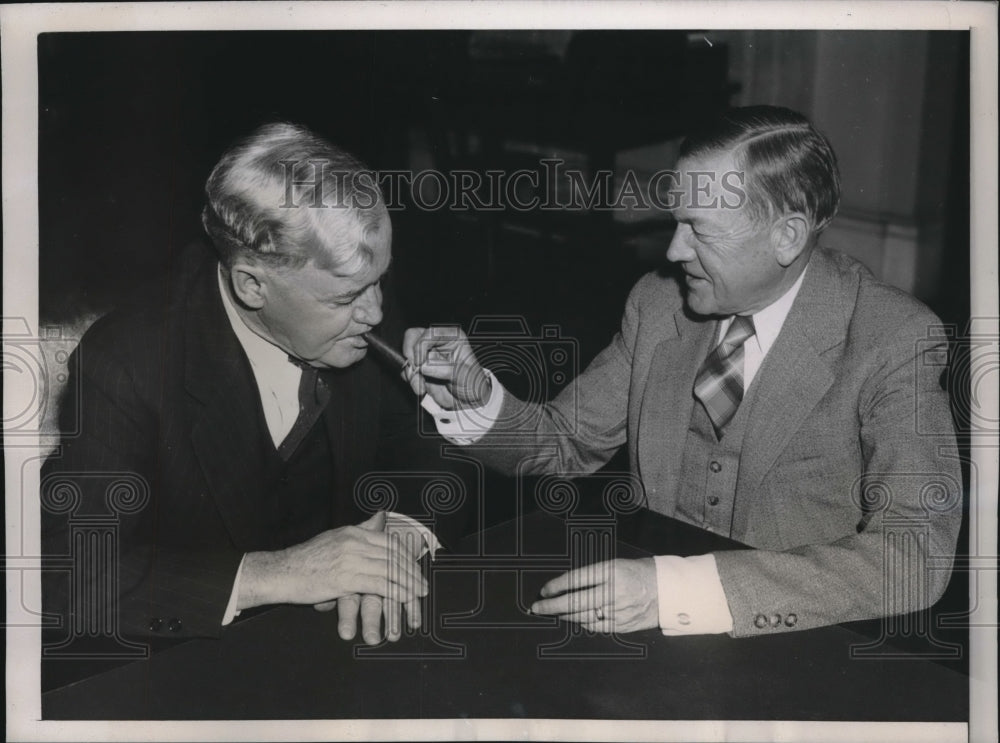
[682,290,717,317]
[320,344,368,369]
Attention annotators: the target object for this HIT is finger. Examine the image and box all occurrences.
[360,594,383,645]
[314,599,337,612]
[386,550,430,597]
[338,526,429,594]
[337,594,360,640]
[539,562,611,598]
[417,359,458,382]
[400,361,426,395]
[387,528,423,561]
[349,534,429,594]
[531,586,609,616]
[404,596,423,631]
[409,371,428,397]
[575,616,613,634]
[402,327,427,366]
[409,328,442,367]
[416,325,462,368]
[383,597,402,641]
[419,383,456,410]
[557,608,614,625]
[349,566,426,602]
[386,537,430,596]
[359,510,387,532]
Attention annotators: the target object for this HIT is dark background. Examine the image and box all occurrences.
[38,30,970,351]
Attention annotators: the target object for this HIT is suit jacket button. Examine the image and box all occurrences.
[709,461,722,473]
[167,618,183,632]
[707,495,720,506]
[676,612,691,626]
[785,613,798,627]
[148,617,163,632]
[754,614,768,629]
[769,614,782,628]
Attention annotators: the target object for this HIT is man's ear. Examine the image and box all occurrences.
[229,261,269,310]
[771,213,811,267]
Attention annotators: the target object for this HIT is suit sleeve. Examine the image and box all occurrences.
[466,276,649,477]
[42,334,244,640]
[713,312,962,636]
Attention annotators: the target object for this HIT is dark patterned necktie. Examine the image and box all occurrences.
[693,315,756,437]
[277,358,331,461]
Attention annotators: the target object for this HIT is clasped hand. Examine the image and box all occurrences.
[529,558,660,633]
[242,512,428,645]
[311,511,429,645]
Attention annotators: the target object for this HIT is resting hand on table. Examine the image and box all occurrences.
[314,587,421,645]
[402,326,491,410]
[530,558,660,633]
[239,512,428,644]
[314,525,425,645]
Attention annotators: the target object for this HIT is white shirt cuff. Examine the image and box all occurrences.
[222,554,247,626]
[654,554,734,635]
[423,369,505,445]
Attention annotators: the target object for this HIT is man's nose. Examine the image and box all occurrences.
[353,285,383,327]
[665,225,694,263]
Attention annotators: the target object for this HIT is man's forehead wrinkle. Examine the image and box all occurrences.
[330,252,390,289]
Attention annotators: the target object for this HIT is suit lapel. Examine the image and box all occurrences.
[639,308,717,514]
[184,261,273,549]
[734,250,851,530]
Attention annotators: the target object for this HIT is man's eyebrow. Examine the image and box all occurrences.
[330,260,391,301]
[331,254,391,280]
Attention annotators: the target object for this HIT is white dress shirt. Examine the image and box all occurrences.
[215,268,439,625]
[431,266,808,636]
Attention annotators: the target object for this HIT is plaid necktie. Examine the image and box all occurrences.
[693,315,756,437]
[277,357,331,461]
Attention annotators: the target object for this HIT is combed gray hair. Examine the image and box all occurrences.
[202,122,389,274]
[680,106,841,235]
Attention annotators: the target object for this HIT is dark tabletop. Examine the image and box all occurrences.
[42,508,968,721]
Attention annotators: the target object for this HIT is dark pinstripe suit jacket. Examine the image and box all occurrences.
[41,245,428,639]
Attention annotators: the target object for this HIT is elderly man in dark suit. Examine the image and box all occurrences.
[404,106,962,637]
[42,123,435,646]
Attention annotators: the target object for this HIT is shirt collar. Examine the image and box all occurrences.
[746,263,809,356]
[217,264,299,379]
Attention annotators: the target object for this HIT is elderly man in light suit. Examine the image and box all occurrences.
[405,105,962,637]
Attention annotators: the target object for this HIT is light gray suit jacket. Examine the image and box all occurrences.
[472,248,962,636]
